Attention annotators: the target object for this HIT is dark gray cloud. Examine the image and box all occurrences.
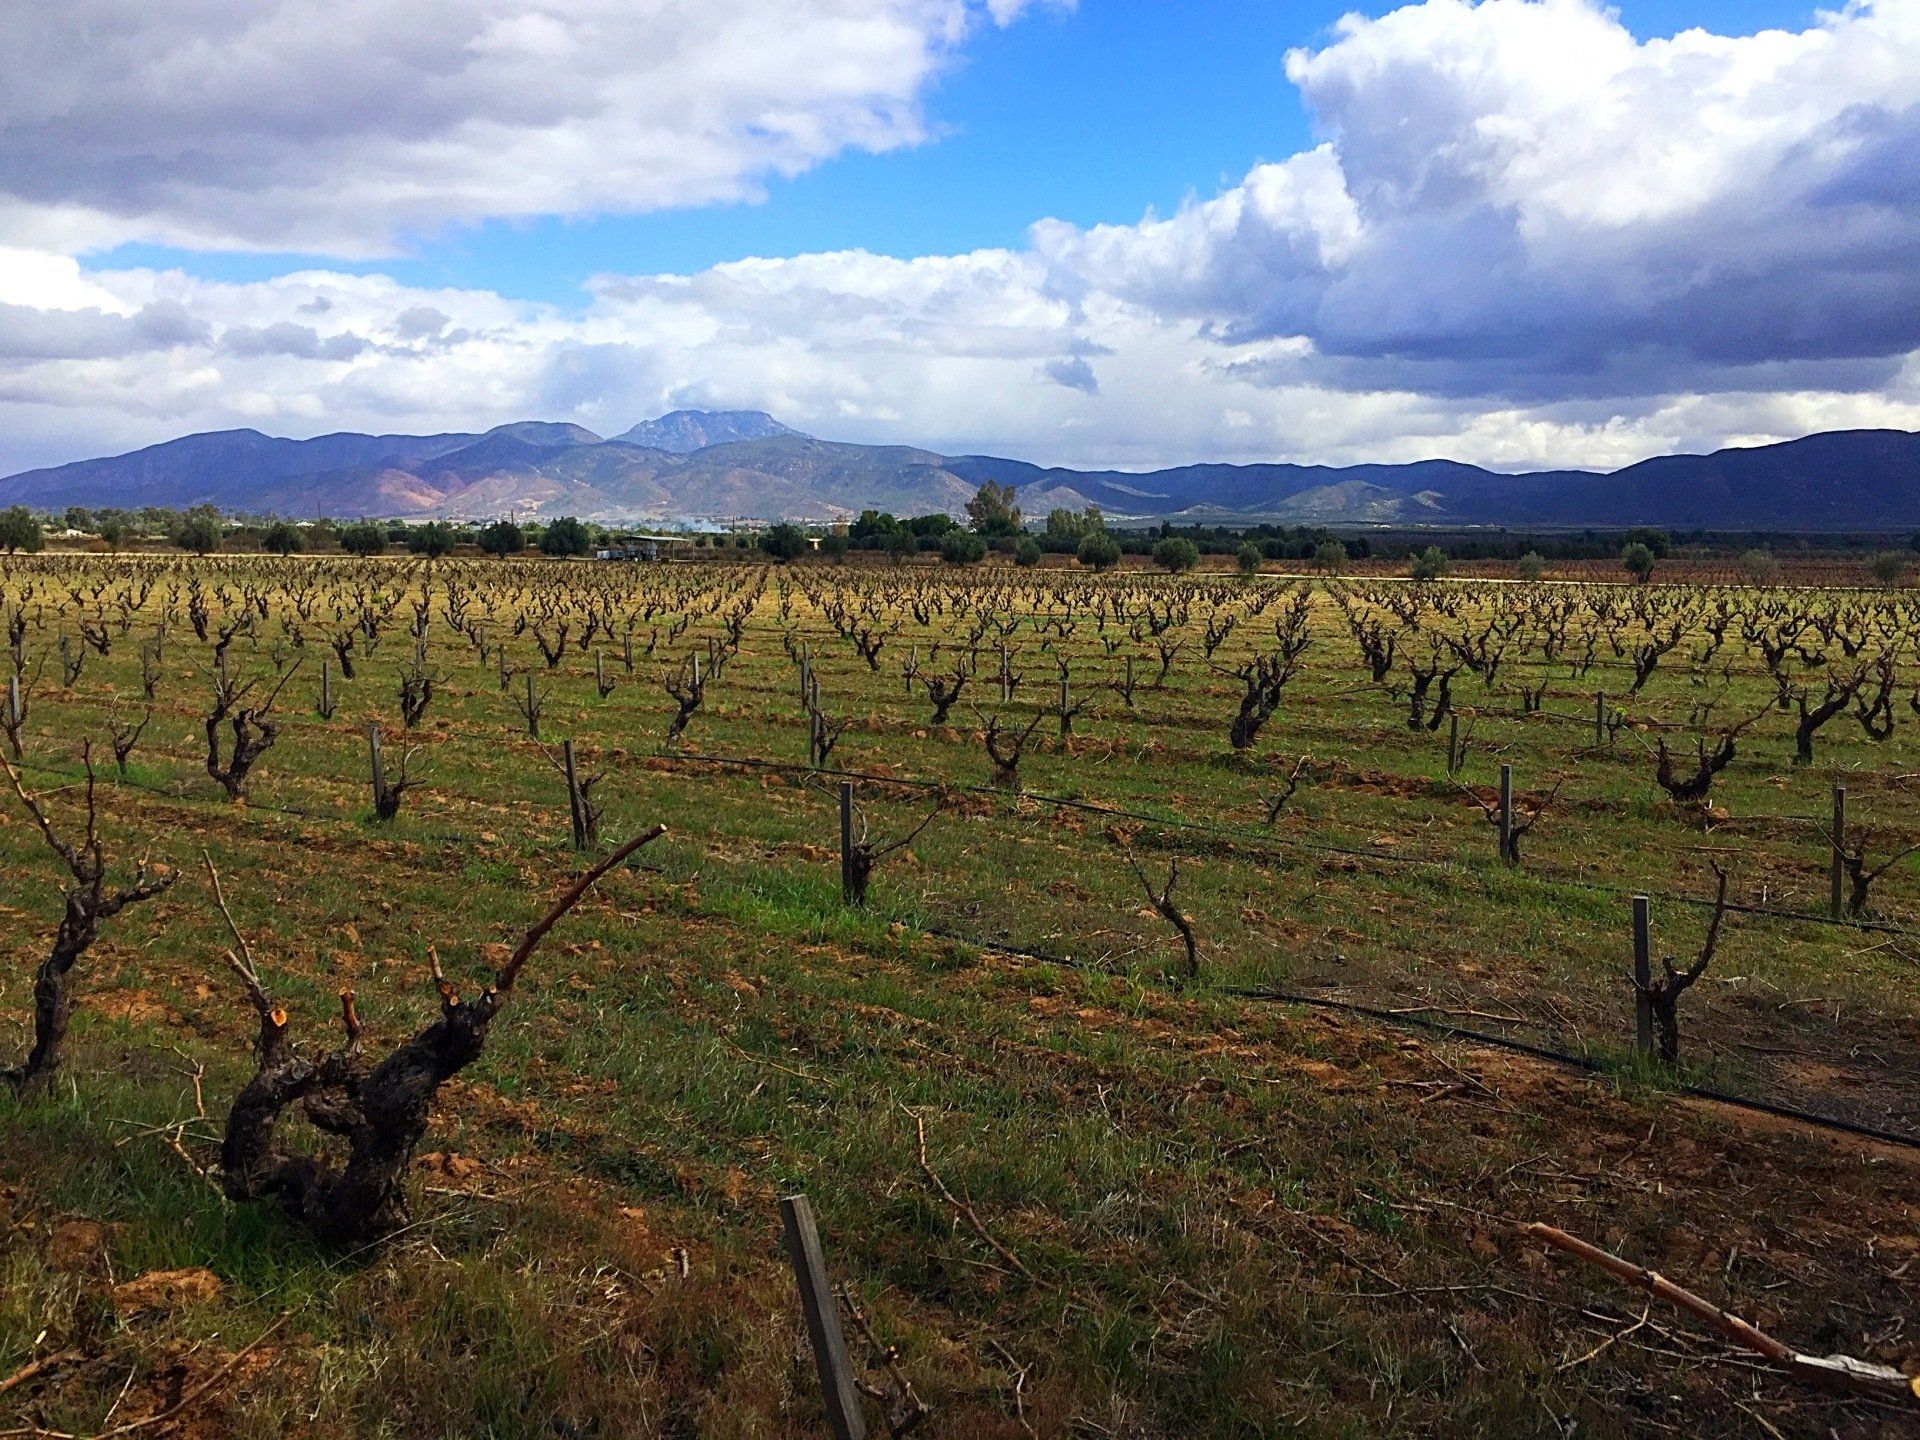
[1044,356,1098,393]
[0,299,208,360]
[394,305,450,340]
[220,321,368,360]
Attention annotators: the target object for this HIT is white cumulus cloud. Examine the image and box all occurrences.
[0,0,1050,254]
[2,0,1919,481]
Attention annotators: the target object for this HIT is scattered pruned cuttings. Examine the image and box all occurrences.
[905,1105,1037,1283]
[836,1281,932,1438]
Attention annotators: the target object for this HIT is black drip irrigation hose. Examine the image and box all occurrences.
[659,747,1920,940]
[26,673,1920,936]
[920,926,1920,1153]
[13,727,1920,1149]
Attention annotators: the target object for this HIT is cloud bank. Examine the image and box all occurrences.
[0,0,1055,254]
[3,0,1919,479]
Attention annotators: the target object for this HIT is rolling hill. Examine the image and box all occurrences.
[4,414,1918,531]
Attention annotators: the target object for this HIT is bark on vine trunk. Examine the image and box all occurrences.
[213,825,665,1245]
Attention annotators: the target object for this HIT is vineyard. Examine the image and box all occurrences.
[3,553,1919,1438]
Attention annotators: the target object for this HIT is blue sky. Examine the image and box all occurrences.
[93,0,1826,303]
[3,0,1915,477]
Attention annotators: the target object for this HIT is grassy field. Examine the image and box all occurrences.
[3,554,1918,1438]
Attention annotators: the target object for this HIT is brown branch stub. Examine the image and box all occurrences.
[906,1104,1037,1283]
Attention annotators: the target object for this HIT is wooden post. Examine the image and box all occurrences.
[779,1195,867,1440]
[1830,784,1847,918]
[1594,690,1606,748]
[1447,713,1460,774]
[623,631,634,673]
[1632,895,1653,1059]
[6,673,18,729]
[837,783,852,906]
[498,644,508,690]
[1059,671,1071,739]
[1498,763,1514,864]
[692,653,701,690]
[999,643,1011,702]
[524,672,539,738]
[905,645,917,697]
[594,649,605,696]
[563,739,586,850]
[365,723,384,811]
[320,659,332,717]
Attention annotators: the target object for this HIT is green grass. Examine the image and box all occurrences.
[3,555,1918,1437]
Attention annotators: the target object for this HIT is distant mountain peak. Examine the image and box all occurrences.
[615,410,804,453]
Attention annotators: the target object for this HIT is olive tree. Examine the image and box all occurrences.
[1077,530,1122,571]
[1152,537,1199,573]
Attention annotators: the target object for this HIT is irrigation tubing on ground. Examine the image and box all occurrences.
[12,738,1920,1153]
[638,746,1920,940]
[18,682,1920,943]
[918,925,1920,1153]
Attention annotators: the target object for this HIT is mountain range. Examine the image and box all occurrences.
[4,411,1919,531]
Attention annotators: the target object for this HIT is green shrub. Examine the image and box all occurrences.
[1152,537,1199,573]
[408,521,459,558]
[0,506,46,554]
[1408,545,1448,582]
[939,531,988,566]
[478,520,525,557]
[262,521,305,555]
[758,523,809,562]
[1077,531,1122,571]
[540,516,591,557]
[173,511,223,555]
